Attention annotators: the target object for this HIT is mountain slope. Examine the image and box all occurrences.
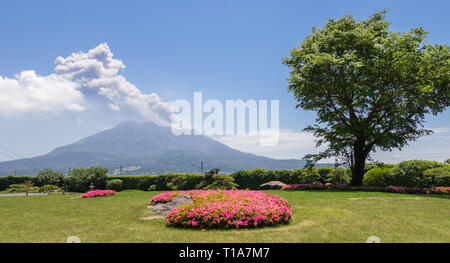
[0,121,306,176]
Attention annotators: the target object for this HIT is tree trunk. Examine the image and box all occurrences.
[350,139,368,186]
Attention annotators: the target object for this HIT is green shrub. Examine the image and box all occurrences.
[385,160,446,187]
[317,167,334,184]
[231,168,303,189]
[327,168,350,185]
[106,179,123,191]
[39,185,62,194]
[107,173,203,191]
[167,174,189,190]
[363,167,393,187]
[203,174,238,190]
[165,173,203,190]
[301,167,321,184]
[148,185,157,191]
[423,167,450,186]
[272,169,300,184]
[68,166,108,192]
[36,169,64,187]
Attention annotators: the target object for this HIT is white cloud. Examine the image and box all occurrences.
[0,71,85,115]
[0,43,173,126]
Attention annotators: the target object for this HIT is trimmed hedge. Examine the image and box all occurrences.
[106,179,123,191]
[423,167,450,186]
[384,160,447,188]
[107,173,204,191]
[230,168,305,189]
[1,161,448,191]
[363,167,393,187]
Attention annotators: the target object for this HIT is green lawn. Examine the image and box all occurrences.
[0,190,449,243]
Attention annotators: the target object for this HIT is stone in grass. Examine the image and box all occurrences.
[147,194,193,215]
[259,181,286,189]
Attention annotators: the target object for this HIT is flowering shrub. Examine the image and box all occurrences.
[384,186,407,194]
[384,186,426,194]
[152,190,292,229]
[281,183,449,195]
[80,189,117,198]
[425,187,450,195]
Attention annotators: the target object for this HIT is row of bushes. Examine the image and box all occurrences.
[105,167,349,191]
[230,167,351,189]
[363,160,450,188]
[0,167,109,192]
[0,169,234,192]
[1,160,448,192]
[232,160,449,189]
[107,173,204,191]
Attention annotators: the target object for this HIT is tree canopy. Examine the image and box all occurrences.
[283,10,449,185]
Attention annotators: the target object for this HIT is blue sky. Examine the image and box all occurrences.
[0,0,449,163]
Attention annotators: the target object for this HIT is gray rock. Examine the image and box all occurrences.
[259,181,286,189]
[147,193,193,215]
[170,194,193,206]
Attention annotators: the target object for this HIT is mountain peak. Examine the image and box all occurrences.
[0,120,305,176]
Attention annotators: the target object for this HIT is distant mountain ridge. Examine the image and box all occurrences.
[0,121,307,176]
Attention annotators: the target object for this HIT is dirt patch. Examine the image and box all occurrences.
[401,197,425,200]
[349,197,393,201]
[138,216,165,221]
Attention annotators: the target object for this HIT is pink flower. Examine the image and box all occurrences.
[162,190,292,229]
[80,189,117,198]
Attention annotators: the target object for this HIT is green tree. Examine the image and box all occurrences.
[36,169,64,186]
[69,166,108,192]
[283,11,449,185]
[7,181,39,196]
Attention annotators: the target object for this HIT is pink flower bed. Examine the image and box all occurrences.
[425,187,450,195]
[152,190,292,229]
[281,184,450,195]
[384,186,426,194]
[80,189,117,198]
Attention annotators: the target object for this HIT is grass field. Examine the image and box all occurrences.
[0,190,449,243]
